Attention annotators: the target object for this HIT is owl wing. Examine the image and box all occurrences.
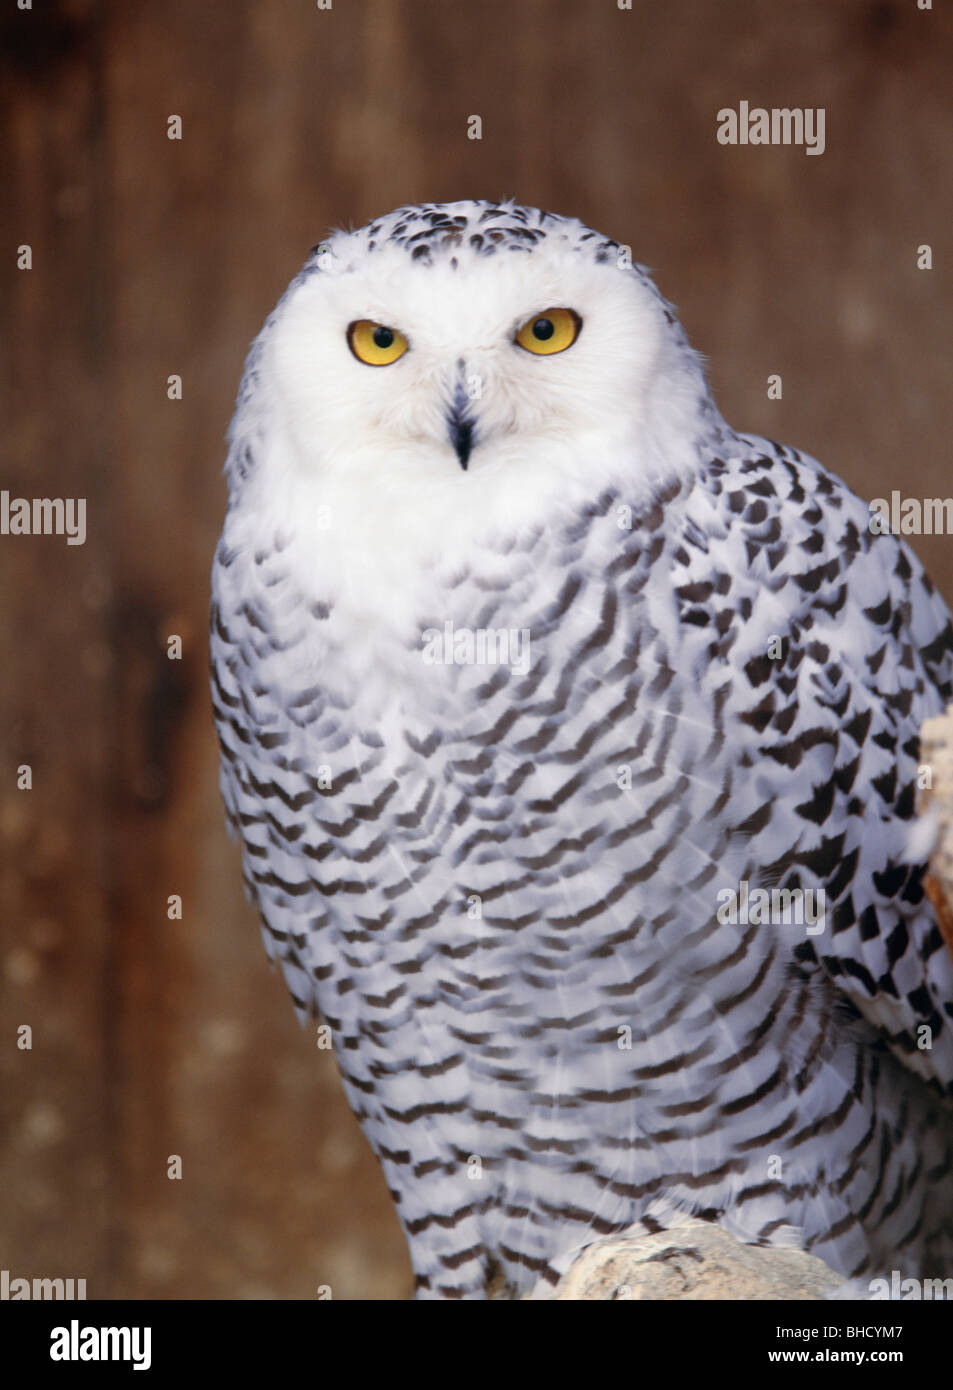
[672,435,953,1096]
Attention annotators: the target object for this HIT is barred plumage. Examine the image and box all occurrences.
[211,200,953,1298]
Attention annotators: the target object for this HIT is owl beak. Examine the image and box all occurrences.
[446,387,475,471]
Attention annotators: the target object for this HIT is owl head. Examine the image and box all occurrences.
[225,200,719,555]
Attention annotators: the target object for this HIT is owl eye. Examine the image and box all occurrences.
[347,320,409,366]
[515,307,582,356]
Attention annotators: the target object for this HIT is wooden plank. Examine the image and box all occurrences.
[0,0,113,1297]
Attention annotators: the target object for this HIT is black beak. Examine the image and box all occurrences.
[447,387,475,471]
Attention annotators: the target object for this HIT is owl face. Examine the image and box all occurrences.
[256,203,703,505]
[227,204,714,604]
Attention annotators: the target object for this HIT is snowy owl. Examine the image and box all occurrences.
[211,199,953,1299]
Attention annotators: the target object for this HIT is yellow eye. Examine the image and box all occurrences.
[347,319,409,366]
[515,307,582,356]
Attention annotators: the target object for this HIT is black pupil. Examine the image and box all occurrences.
[373,326,395,349]
[532,317,555,340]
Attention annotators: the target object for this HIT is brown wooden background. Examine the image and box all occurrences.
[1,0,951,1300]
